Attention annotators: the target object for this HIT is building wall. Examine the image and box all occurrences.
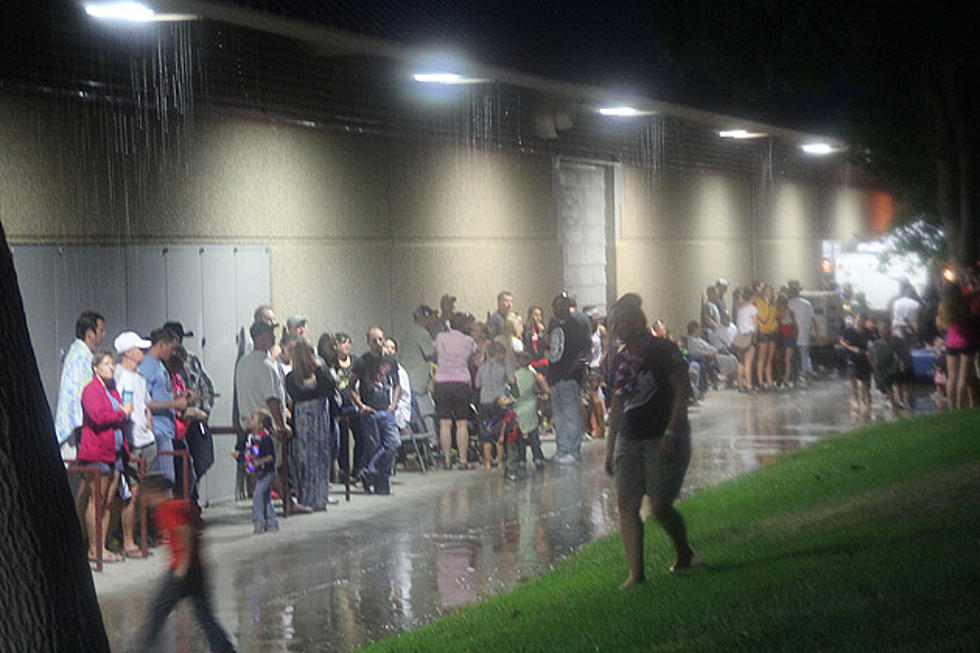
[2,90,881,363]
[617,166,877,331]
[0,93,561,353]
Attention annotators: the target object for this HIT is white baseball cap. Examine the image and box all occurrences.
[114,331,152,354]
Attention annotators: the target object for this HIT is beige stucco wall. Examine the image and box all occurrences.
[0,93,560,345]
[617,167,877,331]
[2,91,879,340]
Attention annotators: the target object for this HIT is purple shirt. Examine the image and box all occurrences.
[433,330,477,384]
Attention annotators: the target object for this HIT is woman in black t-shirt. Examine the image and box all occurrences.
[605,294,699,589]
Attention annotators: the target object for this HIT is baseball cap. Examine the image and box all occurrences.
[716,278,729,287]
[114,331,151,354]
[163,321,194,340]
[286,314,308,330]
[414,304,436,321]
[249,320,276,340]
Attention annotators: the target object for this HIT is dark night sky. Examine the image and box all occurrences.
[227,0,851,133]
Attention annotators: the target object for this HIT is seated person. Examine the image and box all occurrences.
[687,321,737,387]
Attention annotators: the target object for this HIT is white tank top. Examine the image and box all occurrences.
[589,328,603,369]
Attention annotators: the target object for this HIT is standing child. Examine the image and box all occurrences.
[134,473,236,652]
[512,351,550,469]
[487,395,524,481]
[235,409,278,534]
[840,314,874,413]
[475,341,514,468]
[869,324,901,410]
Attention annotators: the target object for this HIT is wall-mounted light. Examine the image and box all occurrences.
[84,2,198,22]
[85,1,155,20]
[802,143,839,155]
[413,72,490,85]
[599,107,639,117]
[414,73,462,84]
[942,266,956,283]
[719,129,766,139]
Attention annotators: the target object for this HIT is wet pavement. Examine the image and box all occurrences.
[95,379,935,652]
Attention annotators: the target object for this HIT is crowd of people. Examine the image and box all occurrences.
[836,267,980,413]
[50,264,978,590]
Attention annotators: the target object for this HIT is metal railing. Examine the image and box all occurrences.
[65,448,191,571]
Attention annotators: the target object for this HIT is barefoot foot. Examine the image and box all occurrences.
[619,575,646,590]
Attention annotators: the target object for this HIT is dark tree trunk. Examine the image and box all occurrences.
[0,221,110,651]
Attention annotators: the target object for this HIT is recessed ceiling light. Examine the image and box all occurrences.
[599,107,639,117]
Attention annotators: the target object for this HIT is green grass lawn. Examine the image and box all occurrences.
[364,410,980,652]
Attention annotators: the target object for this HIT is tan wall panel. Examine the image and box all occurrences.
[755,239,822,290]
[389,142,556,240]
[761,181,822,239]
[622,168,752,241]
[269,241,392,347]
[145,118,390,240]
[826,187,870,241]
[0,95,122,239]
[615,239,751,333]
[388,240,563,340]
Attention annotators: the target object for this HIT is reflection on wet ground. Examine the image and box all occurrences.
[98,381,934,652]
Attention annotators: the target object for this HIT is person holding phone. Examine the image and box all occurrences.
[113,331,156,558]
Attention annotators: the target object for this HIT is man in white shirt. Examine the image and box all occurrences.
[687,322,737,384]
[114,331,155,558]
[787,283,819,380]
[384,338,413,433]
[890,285,922,343]
[709,311,737,352]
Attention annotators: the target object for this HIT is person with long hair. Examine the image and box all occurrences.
[937,280,979,409]
[285,341,339,509]
[775,293,797,388]
[605,294,698,589]
[77,350,132,563]
[755,284,778,390]
[734,286,758,392]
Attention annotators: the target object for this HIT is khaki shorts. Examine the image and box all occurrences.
[125,442,158,483]
[614,428,691,505]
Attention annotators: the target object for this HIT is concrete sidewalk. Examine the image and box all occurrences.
[94,379,935,652]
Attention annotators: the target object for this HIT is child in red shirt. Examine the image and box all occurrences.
[134,473,236,652]
[487,395,525,481]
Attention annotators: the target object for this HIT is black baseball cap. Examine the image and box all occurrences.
[163,321,194,340]
[414,305,436,320]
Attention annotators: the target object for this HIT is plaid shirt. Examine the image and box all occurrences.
[183,352,215,416]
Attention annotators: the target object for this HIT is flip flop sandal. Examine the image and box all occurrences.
[95,551,124,564]
[669,554,702,574]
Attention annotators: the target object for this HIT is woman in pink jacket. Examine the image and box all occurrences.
[78,350,132,563]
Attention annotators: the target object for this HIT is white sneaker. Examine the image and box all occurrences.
[555,454,578,465]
